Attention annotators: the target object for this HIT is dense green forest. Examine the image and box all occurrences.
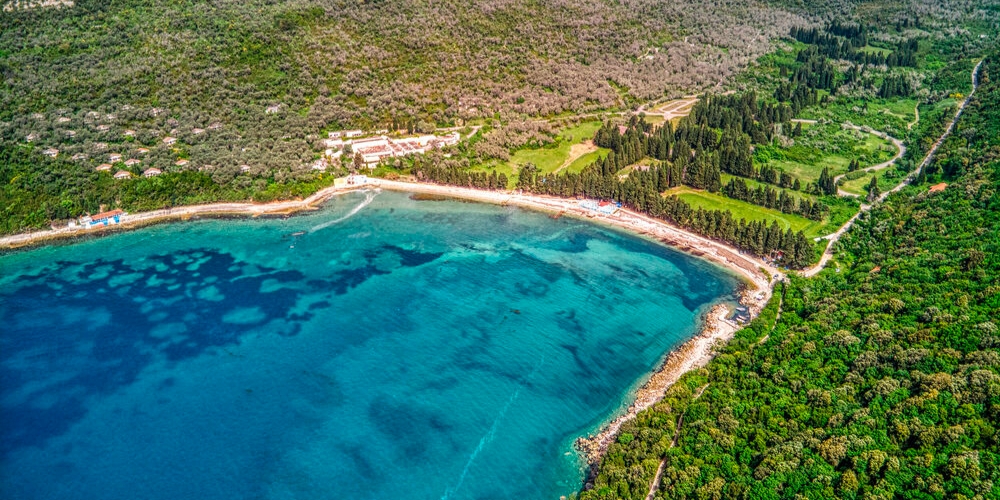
[576,53,1000,500]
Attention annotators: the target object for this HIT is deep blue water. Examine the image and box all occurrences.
[0,190,738,500]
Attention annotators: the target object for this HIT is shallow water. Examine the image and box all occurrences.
[0,190,738,500]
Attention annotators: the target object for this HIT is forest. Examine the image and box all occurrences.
[575,51,1000,500]
[2,0,995,238]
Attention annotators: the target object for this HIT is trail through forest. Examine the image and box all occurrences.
[801,60,983,277]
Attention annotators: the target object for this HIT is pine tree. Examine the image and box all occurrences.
[866,175,881,202]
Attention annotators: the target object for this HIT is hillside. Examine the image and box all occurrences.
[578,52,1000,499]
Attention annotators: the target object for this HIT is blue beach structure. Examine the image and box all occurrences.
[80,209,126,229]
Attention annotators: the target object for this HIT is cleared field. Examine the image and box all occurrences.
[469,120,607,186]
[761,129,896,184]
[666,186,825,237]
[839,169,902,196]
[880,98,918,121]
[506,120,603,174]
[565,148,610,173]
[798,97,917,136]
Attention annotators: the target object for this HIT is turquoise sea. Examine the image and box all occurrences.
[0,190,738,499]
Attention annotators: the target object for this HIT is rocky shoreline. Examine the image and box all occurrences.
[573,284,763,471]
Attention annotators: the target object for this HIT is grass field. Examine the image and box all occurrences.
[760,126,897,184]
[565,149,610,173]
[665,186,844,239]
[469,120,608,186]
[797,97,918,137]
[880,98,919,122]
[839,168,904,196]
[505,121,604,174]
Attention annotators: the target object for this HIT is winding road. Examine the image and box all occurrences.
[831,127,906,197]
[800,60,983,277]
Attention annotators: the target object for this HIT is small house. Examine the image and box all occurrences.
[80,209,125,228]
[42,148,59,158]
[96,164,112,171]
[25,133,37,142]
[72,153,87,161]
[124,158,141,166]
[240,165,251,173]
[143,168,162,178]
[328,131,343,139]
[208,122,222,130]
[265,104,281,114]
[344,130,364,138]
[97,124,110,131]
[114,170,133,179]
[175,159,189,167]
[137,148,150,154]
[192,128,205,135]
[109,153,123,162]
[124,130,136,137]
[57,117,71,123]
[163,136,177,145]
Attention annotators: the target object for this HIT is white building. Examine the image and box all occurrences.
[143,168,162,177]
[114,170,133,179]
[43,148,59,158]
[163,136,177,145]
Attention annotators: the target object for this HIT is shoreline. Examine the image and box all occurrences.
[0,181,365,251]
[372,180,777,468]
[0,178,778,468]
[573,302,741,471]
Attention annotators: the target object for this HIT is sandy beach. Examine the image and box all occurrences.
[371,180,779,467]
[0,178,779,466]
[0,181,365,250]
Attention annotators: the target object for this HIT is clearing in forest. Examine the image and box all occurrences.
[664,186,853,240]
[505,121,609,175]
[756,123,897,184]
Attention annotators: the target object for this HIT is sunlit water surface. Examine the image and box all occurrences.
[0,190,738,499]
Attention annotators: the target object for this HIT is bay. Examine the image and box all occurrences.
[0,190,738,500]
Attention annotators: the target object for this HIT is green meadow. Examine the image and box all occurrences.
[665,186,857,240]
